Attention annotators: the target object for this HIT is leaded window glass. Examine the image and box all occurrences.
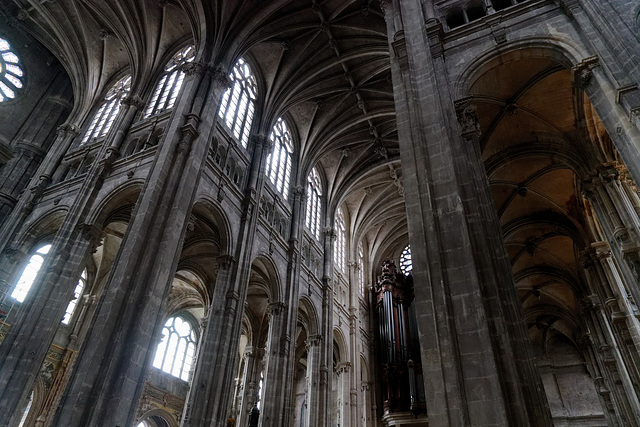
[218,57,257,148]
[335,208,346,272]
[266,117,293,198]
[81,74,131,144]
[143,45,194,119]
[153,315,197,381]
[0,36,24,102]
[305,167,322,239]
[358,242,365,296]
[62,269,86,325]
[12,244,51,303]
[400,244,412,275]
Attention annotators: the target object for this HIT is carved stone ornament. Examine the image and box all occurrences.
[454,97,481,140]
[571,56,599,90]
[121,95,145,109]
[211,66,232,90]
[56,123,80,138]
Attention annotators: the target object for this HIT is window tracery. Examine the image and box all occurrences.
[218,57,257,148]
[143,45,194,119]
[12,244,51,303]
[62,269,86,325]
[305,167,322,239]
[152,315,197,381]
[81,74,132,144]
[335,208,346,272]
[0,36,24,102]
[399,244,412,275]
[266,117,293,198]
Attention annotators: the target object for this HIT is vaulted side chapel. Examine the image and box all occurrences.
[0,1,639,426]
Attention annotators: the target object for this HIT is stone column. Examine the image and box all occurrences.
[182,132,274,427]
[0,123,79,259]
[304,334,322,427]
[0,79,138,423]
[259,301,288,426]
[336,362,350,427]
[0,73,72,219]
[580,294,640,424]
[382,0,552,424]
[236,346,264,427]
[582,165,640,327]
[49,63,228,427]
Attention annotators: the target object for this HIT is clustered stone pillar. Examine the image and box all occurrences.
[381,0,552,424]
[579,243,640,424]
[583,163,640,309]
[236,346,264,427]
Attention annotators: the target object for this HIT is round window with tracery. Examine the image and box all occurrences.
[0,37,24,102]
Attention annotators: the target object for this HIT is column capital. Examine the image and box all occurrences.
[454,97,481,140]
[267,301,286,317]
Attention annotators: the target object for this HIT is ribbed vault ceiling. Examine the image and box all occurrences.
[1,0,405,274]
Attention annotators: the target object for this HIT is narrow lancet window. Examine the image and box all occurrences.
[218,57,257,148]
[305,167,322,239]
[143,45,195,119]
[12,244,51,303]
[81,74,132,144]
[62,269,86,324]
[335,208,346,272]
[358,242,365,296]
[266,117,293,199]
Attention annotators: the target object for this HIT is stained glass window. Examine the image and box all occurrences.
[335,208,346,272]
[400,244,412,275]
[12,244,51,303]
[266,117,293,198]
[153,315,197,381]
[0,36,24,102]
[305,167,322,239]
[143,45,194,119]
[358,242,365,295]
[218,57,257,148]
[81,74,131,144]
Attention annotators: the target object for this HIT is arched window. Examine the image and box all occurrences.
[12,244,51,303]
[266,117,293,198]
[358,242,365,296]
[218,57,257,148]
[153,315,197,381]
[143,45,195,119]
[81,74,132,144]
[334,208,346,272]
[305,167,322,239]
[400,244,412,275]
[62,269,86,325]
[0,36,24,102]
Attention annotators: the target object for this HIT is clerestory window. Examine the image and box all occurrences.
[81,74,131,144]
[12,244,51,303]
[266,117,293,199]
[335,208,346,272]
[61,269,86,325]
[358,242,365,296]
[143,45,195,119]
[305,167,322,239]
[218,57,257,148]
[0,36,24,102]
[400,244,412,275]
[153,315,197,381]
